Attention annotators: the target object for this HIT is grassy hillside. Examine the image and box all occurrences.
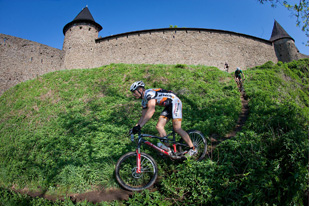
[0,60,308,205]
[0,64,239,198]
[160,59,309,206]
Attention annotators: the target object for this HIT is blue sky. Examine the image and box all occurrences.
[1,0,308,55]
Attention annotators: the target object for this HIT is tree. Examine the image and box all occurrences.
[258,0,308,45]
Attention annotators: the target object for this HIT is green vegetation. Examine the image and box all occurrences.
[0,59,308,205]
[160,59,309,205]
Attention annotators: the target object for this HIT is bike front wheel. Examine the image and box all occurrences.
[178,130,207,161]
[115,152,158,191]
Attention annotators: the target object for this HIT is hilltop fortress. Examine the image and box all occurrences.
[0,7,308,95]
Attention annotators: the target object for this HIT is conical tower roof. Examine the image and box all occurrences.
[63,6,102,35]
[270,20,294,42]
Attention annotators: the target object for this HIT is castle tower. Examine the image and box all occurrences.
[62,6,102,69]
[270,20,300,62]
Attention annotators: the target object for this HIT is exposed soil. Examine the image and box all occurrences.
[8,85,250,204]
[208,88,249,157]
[11,187,133,204]
[224,90,249,139]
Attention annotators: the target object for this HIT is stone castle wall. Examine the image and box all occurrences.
[1,27,307,96]
[0,33,64,95]
[91,28,278,71]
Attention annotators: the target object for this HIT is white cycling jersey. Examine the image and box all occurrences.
[141,88,182,120]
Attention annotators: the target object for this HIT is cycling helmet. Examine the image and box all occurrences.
[236,67,240,71]
[130,81,145,92]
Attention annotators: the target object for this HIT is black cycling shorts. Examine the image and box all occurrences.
[159,98,183,120]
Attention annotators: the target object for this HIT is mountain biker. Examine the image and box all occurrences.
[224,62,229,72]
[130,81,197,157]
[234,67,245,83]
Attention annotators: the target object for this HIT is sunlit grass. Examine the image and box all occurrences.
[0,59,308,205]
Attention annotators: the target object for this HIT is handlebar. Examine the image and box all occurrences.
[129,129,135,142]
[129,129,142,142]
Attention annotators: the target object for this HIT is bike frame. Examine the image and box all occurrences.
[132,130,182,173]
[235,78,245,91]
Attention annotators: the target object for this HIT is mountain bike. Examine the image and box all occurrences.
[236,78,245,92]
[115,129,207,191]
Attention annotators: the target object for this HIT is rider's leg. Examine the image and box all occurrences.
[236,77,241,87]
[170,99,194,148]
[156,116,169,137]
[173,120,194,148]
[239,77,243,89]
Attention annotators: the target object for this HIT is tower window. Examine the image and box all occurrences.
[80,26,82,29]
[89,28,91,31]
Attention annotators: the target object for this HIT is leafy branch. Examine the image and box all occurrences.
[258,0,309,45]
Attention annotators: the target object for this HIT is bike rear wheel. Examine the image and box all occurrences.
[178,130,207,161]
[115,152,158,191]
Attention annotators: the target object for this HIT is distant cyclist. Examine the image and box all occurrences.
[130,81,197,157]
[234,67,245,83]
[224,62,229,72]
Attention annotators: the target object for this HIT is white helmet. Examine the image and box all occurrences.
[130,81,145,92]
[236,67,240,71]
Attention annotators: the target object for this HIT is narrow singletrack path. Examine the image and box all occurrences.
[224,90,249,139]
[10,186,133,203]
[209,88,249,158]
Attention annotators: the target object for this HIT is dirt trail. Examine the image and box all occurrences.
[9,87,250,204]
[224,90,249,139]
[209,89,249,158]
[11,187,132,204]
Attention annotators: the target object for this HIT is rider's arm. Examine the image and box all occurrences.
[138,99,156,128]
[137,108,147,126]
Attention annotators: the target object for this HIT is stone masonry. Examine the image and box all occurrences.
[0,34,64,96]
[92,28,278,70]
[0,7,307,96]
